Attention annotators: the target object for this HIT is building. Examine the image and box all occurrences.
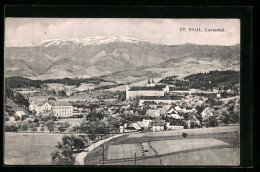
[201,107,214,119]
[166,122,184,130]
[50,101,74,118]
[15,110,26,120]
[29,100,44,115]
[121,123,138,133]
[29,100,74,118]
[142,119,152,128]
[146,109,161,118]
[119,121,144,133]
[41,102,52,112]
[9,116,16,122]
[151,119,166,132]
[166,107,184,119]
[139,96,183,106]
[126,79,169,99]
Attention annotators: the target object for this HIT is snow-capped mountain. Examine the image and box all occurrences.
[4,36,240,82]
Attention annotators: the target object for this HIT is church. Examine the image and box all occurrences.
[126,79,169,99]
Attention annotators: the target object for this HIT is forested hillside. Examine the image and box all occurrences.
[184,70,239,90]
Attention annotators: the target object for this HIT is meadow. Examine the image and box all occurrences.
[4,132,64,165]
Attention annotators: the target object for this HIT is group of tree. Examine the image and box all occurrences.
[12,93,30,108]
[57,122,70,133]
[184,70,239,90]
[79,120,109,140]
[51,135,86,165]
[174,95,240,128]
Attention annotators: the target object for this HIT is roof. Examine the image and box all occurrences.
[147,79,155,84]
[15,111,26,115]
[167,107,178,114]
[170,87,190,91]
[127,123,142,130]
[30,100,45,106]
[167,114,184,119]
[137,121,145,128]
[152,119,166,126]
[201,108,213,118]
[169,120,183,126]
[48,101,72,106]
[128,86,164,91]
[140,96,183,100]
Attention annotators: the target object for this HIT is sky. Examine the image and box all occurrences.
[5,18,240,47]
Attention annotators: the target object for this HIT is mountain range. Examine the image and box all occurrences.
[4,36,240,84]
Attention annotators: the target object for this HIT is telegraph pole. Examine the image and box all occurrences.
[103,145,105,165]
[134,152,136,165]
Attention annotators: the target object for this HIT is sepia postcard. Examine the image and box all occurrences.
[4,18,240,166]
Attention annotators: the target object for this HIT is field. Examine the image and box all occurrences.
[85,126,239,166]
[4,132,64,165]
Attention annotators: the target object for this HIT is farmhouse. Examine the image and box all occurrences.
[146,109,161,118]
[29,100,44,115]
[166,123,184,130]
[15,110,26,120]
[151,119,166,132]
[201,107,214,119]
[142,119,152,128]
[126,79,169,99]
[119,121,144,133]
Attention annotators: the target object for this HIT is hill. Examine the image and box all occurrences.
[184,70,240,90]
[4,36,240,82]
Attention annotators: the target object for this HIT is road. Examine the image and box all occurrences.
[74,133,125,165]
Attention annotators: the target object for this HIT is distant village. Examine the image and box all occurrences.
[5,74,240,134]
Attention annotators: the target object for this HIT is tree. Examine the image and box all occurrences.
[95,121,109,140]
[51,136,74,165]
[51,135,86,165]
[29,123,37,133]
[58,125,66,133]
[19,121,29,131]
[57,122,70,133]
[79,121,91,133]
[64,122,70,130]
[31,110,37,116]
[40,125,45,133]
[5,124,19,132]
[46,120,55,133]
[71,136,85,151]
[71,125,80,133]
[42,114,56,122]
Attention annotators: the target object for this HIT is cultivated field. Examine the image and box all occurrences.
[4,132,64,165]
[107,143,142,160]
[85,126,239,166]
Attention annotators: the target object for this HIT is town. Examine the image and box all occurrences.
[5,70,240,137]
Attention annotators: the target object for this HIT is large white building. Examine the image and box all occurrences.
[50,101,74,118]
[126,79,169,100]
[29,100,73,118]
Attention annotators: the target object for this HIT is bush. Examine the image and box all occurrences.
[5,124,19,132]
[182,133,188,138]
[19,122,29,131]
